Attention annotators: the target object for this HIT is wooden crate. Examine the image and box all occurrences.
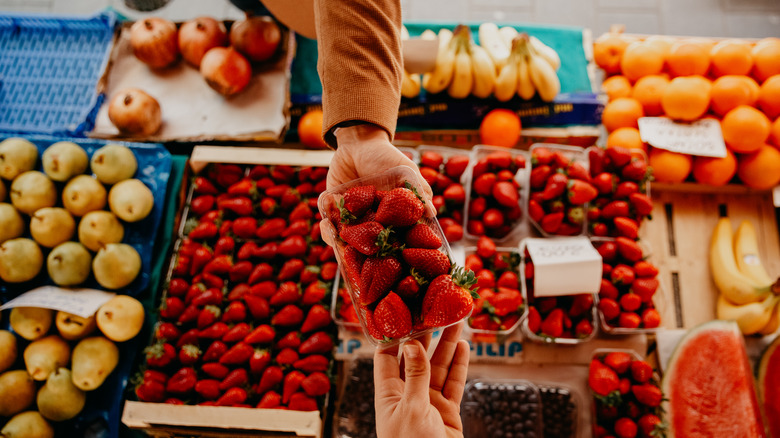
[641,184,780,330]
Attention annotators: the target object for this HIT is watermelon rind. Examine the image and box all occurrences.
[758,335,780,437]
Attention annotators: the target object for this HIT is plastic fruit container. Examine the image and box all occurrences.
[334,358,377,438]
[461,378,544,438]
[417,145,470,244]
[537,382,580,438]
[331,270,362,332]
[318,165,470,347]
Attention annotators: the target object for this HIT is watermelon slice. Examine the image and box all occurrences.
[758,336,780,437]
[662,320,765,437]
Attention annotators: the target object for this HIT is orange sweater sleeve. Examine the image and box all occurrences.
[313,0,403,147]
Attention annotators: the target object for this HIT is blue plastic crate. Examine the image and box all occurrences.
[0,12,117,136]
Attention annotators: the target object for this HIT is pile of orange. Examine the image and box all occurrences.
[594,32,780,189]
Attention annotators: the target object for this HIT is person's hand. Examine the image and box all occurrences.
[373,323,470,438]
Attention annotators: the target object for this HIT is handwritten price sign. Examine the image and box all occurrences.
[524,237,602,298]
[638,117,727,158]
[0,286,115,318]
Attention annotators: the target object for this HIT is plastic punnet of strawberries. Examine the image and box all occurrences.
[417,148,470,244]
[586,146,653,240]
[594,239,661,332]
[465,148,527,241]
[465,236,526,340]
[319,167,479,346]
[589,351,666,438]
[528,145,599,236]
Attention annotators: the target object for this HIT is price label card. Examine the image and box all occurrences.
[0,286,115,318]
[638,117,727,158]
[524,237,602,297]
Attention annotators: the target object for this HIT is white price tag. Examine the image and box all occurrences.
[524,237,602,297]
[0,286,116,318]
[638,117,727,158]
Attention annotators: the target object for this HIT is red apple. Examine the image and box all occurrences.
[229,16,281,62]
[178,17,228,68]
[108,88,162,136]
[129,17,179,69]
[200,47,252,96]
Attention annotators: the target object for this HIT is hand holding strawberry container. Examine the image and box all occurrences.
[528,144,596,237]
[464,145,529,242]
[318,166,477,347]
[417,145,471,244]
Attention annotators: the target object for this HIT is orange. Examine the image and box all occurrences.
[692,149,737,186]
[758,75,780,119]
[666,41,710,77]
[648,148,693,183]
[737,144,780,189]
[601,97,644,133]
[771,117,780,148]
[479,109,521,147]
[297,109,329,149]
[643,35,675,58]
[752,39,780,82]
[606,127,646,153]
[721,105,771,154]
[620,42,665,82]
[661,76,712,121]
[631,75,669,116]
[710,40,753,77]
[710,75,759,116]
[602,75,632,101]
[594,34,631,75]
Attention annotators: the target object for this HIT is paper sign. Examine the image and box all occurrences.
[189,146,334,173]
[524,237,602,297]
[0,286,116,318]
[402,38,439,74]
[638,117,727,158]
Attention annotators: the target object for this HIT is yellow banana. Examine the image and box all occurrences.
[499,26,519,49]
[710,217,773,305]
[448,44,473,99]
[423,28,455,94]
[529,35,561,71]
[478,22,509,71]
[401,71,421,98]
[515,42,536,100]
[494,58,518,102]
[420,29,437,40]
[758,299,780,335]
[527,43,560,102]
[734,220,777,287]
[470,43,496,98]
[717,293,780,335]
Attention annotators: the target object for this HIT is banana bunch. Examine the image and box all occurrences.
[480,25,561,102]
[422,25,496,99]
[401,25,421,98]
[710,218,780,335]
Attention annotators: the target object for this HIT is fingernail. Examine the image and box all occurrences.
[404,343,418,359]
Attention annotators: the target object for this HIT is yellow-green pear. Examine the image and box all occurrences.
[71,336,119,391]
[90,144,137,184]
[93,243,141,290]
[0,137,38,180]
[0,370,36,417]
[47,242,92,287]
[37,368,86,421]
[24,335,71,381]
[9,307,53,341]
[0,330,18,373]
[77,210,124,252]
[55,311,97,341]
[108,178,154,222]
[62,174,106,217]
[0,238,43,283]
[41,141,88,182]
[30,207,75,248]
[9,171,57,215]
[96,295,144,342]
[0,411,54,438]
[0,202,25,244]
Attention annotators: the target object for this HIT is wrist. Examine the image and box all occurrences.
[334,123,390,151]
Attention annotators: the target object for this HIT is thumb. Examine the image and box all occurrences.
[402,340,431,405]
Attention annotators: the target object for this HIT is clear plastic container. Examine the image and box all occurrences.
[334,358,377,438]
[461,378,544,438]
[318,165,461,347]
[527,143,589,237]
[330,270,362,332]
[416,145,472,244]
[536,382,580,438]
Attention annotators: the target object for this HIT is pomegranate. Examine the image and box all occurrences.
[200,47,252,96]
[229,16,281,62]
[108,88,162,136]
[129,17,179,69]
[178,17,228,68]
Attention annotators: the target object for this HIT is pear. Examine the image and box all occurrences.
[24,334,71,381]
[9,171,57,215]
[30,207,76,248]
[0,411,54,438]
[41,141,88,182]
[108,178,154,222]
[0,137,38,180]
[0,330,17,373]
[37,367,86,421]
[90,144,137,184]
[9,307,53,341]
[47,242,92,287]
[0,202,25,244]
[96,295,144,342]
[93,243,141,289]
[0,238,43,283]
[62,174,107,217]
[0,370,37,416]
[71,336,119,391]
[78,210,124,252]
[55,311,97,341]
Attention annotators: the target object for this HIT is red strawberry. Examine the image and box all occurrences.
[567,180,598,204]
[629,192,653,217]
[257,391,281,409]
[638,414,663,437]
[216,387,247,406]
[245,324,275,344]
[375,185,425,227]
[321,262,338,281]
[630,360,653,383]
[616,237,643,262]
[283,370,306,404]
[540,173,568,200]
[373,292,412,339]
[178,344,201,366]
[619,293,642,312]
[492,181,519,207]
[396,275,422,299]
[191,288,222,307]
[301,372,331,397]
[270,282,301,306]
[526,307,542,333]
[405,223,443,249]
[193,176,218,195]
[176,329,200,349]
[476,235,497,259]
[244,295,270,319]
[641,308,661,328]
[422,267,478,328]
[618,312,641,328]
[167,367,197,395]
[340,221,387,256]
[222,301,247,323]
[272,304,304,326]
[602,200,630,219]
[589,359,620,396]
[489,288,523,316]
[540,212,564,234]
[250,280,277,298]
[402,248,451,280]
[195,379,221,400]
[340,185,376,220]
[302,282,328,305]
[136,379,166,402]
[614,418,638,438]
[632,383,662,407]
[293,355,330,373]
[257,365,284,394]
[540,308,564,338]
[222,323,250,343]
[256,218,287,240]
[288,204,313,223]
[220,342,254,365]
[421,151,444,169]
[482,208,504,228]
[614,217,639,239]
[598,298,621,321]
[301,304,332,333]
[203,340,229,363]
[288,392,318,411]
[249,349,271,374]
[444,155,469,178]
[358,255,402,305]
[197,305,222,329]
[633,261,658,278]
[155,322,181,343]
[276,347,299,366]
[604,352,633,374]
[219,368,248,391]
[278,235,307,258]
[232,217,257,239]
[443,184,466,204]
[299,265,321,285]
[145,343,176,368]
[575,319,594,338]
[611,264,636,285]
[202,363,230,380]
[278,259,305,281]
[299,331,333,355]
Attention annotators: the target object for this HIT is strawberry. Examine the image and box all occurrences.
[191,195,216,216]
[569,293,594,317]
[270,282,301,306]
[216,387,247,406]
[592,172,617,195]
[540,212,564,234]
[618,312,641,328]
[193,176,218,195]
[405,223,443,249]
[606,146,632,168]
[473,173,497,197]
[396,275,422,299]
[340,221,387,256]
[166,367,197,395]
[588,146,607,176]
[301,304,332,333]
[630,360,654,383]
[540,173,568,200]
[464,254,484,272]
[256,218,287,240]
[288,204,313,222]
[614,217,639,239]
[632,383,662,407]
[422,267,478,328]
[204,255,233,275]
[155,322,181,343]
[222,301,247,323]
[220,342,254,365]
[611,264,636,285]
[222,322,250,343]
[589,359,620,396]
[602,200,630,219]
[195,379,221,400]
[489,288,523,316]
[638,414,663,437]
[278,235,308,258]
[197,305,222,329]
[227,283,250,301]
[619,293,642,312]
[321,262,338,281]
[363,309,384,340]
[444,155,469,178]
[402,248,451,280]
[232,217,258,239]
[443,184,466,204]
[203,341,228,362]
[228,262,253,284]
[528,199,545,223]
[469,197,487,219]
[249,349,272,375]
[629,192,653,217]
[275,332,301,350]
[218,197,253,216]
[529,165,552,189]
[288,392,318,411]
[566,206,585,225]
[443,223,463,242]
[250,280,277,298]
[477,269,496,289]
[528,309,542,334]
[299,331,333,355]
[540,308,564,338]
[145,342,176,368]
[420,151,444,169]
[492,181,519,207]
[598,298,621,321]
[575,318,594,338]
[476,236,496,259]
[302,282,328,305]
[136,379,166,402]
[604,352,633,374]
[567,180,598,204]
[614,418,638,438]
[192,288,223,307]
[257,365,284,394]
[283,370,306,404]
[249,164,269,180]
[202,363,230,380]
[641,308,661,328]
[340,185,376,220]
[376,185,425,227]
[278,259,305,281]
[299,265,321,285]
[633,261,658,278]
[244,295,270,319]
[178,344,201,366]
[272,305,304,326]
[176,329,200,349]
[257,391,281,409]
[293,355,330,373]
[621,159,648,182]
[632,277,659,303]
[482,208,504,228]
[358,255,402,305]
[276,348,299,366]
[219,368,248,391]
[373,292,413,339]
[301,372,331,397]
[245,324,275,344]
[188,221,218,240]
